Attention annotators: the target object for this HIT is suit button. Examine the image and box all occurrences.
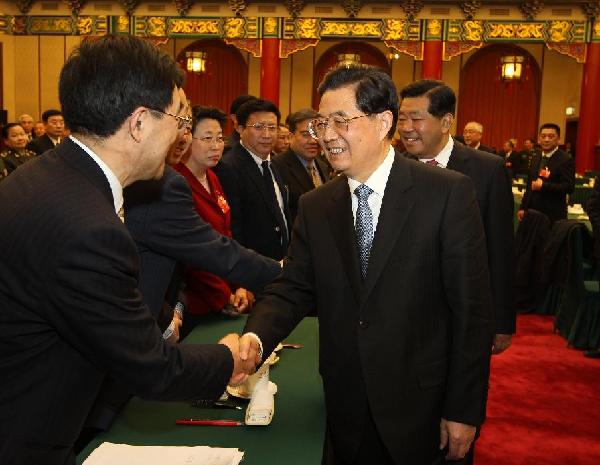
[275,226,281,232]
[359,320,369,329]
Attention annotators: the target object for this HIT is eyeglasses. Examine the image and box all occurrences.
[245,122,278,133]
[193,135,225,144]
[149,108,192,130]
[307,114,371,139]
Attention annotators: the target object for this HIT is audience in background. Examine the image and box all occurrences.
[27,109,64,155]
[17,114,34,141]
[1,123,36,173]
[463,121,496,154]
[273,123,290,155]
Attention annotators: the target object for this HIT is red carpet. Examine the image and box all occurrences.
[475,315,600,465]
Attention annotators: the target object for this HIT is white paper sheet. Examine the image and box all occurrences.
[83,442,244,465]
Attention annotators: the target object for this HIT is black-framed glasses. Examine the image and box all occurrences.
[193,135,225,144]
[307,114,371,139]
[148,108,192,130]
[245,122,278,133]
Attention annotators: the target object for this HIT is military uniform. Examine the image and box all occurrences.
[0,148,36,174]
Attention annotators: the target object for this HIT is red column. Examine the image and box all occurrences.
[575,42,600,173]
[422,41,443,80]
[260,38,280,106]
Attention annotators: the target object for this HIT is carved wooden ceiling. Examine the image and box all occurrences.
[12,1,600,22]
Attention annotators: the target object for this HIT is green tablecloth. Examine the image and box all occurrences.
[78,315,325,465]
[513,192,591,231]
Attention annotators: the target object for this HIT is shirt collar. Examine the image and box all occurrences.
[542,146,559,158]
[347,145,395,197]
[241,141,271,167]
[417,136,454,168]
[69,135,123,214]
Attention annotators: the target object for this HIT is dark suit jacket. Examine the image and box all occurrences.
[0,139,234,465]
[272,149,330,225]
[27,133,57,155]
[244,153,494,464]
[447,143,516,334]
[585,179,600,259]
[124,166,281,318]
[477,143,496,154]
[521,148,575,223]
[213,142,291,261]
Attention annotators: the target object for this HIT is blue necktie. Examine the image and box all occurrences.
[354,184,374,280]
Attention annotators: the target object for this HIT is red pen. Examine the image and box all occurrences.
[176,419,243,426]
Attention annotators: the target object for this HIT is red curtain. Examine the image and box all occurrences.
[313,42,391,109]
[457,44,540,152]
[178,39,248,135]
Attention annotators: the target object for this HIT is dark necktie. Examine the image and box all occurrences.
[354,184,374,280]
[261,160,288,246]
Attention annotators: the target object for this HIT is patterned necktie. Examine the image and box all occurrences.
[117,205,125,223]
[354,184,374,280]
[308,162,322,187]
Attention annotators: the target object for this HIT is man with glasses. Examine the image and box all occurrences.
[272,108,330,225]
[239,65,493,464]
[214,98,291,261]
[0,35,259,464]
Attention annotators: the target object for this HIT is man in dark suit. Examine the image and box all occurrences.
[399,80,516,356]
[518,123,575,224]
[239,66,494,464]
[214,98,291,261]
[272,108,330,225]
[463,121,496,154]
[27,108,65,155]
[0,35,253,465]
[499,140,520,179]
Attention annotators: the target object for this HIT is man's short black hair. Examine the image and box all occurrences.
[318,64,398,140]
[235,99,280,127]
[229,95,257,116]
[41,109,62,123]
[59,35,184,138]
[2,123,22,140]
[399,80,456,119]
[286,108,319,133]
[191,106,227,133]
[539,123,560,138]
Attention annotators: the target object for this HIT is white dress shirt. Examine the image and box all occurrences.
[417,136,454,169]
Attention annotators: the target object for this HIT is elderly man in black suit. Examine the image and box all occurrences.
[518,123,575,224]
[0,35,255,465]
[272,108,330,225]
[27,108,65,155]
[463,121,496,154]
[214,98,291,260]
[399,80,516,356]
[238,65,494,464]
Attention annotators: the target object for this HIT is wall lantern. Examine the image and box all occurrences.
[337,53,361,68]
[500,55,525,81]
[186,51,207,74]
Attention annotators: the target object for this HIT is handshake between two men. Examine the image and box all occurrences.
[219,333,263,386]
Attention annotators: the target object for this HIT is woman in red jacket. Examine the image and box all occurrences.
[174,107,254,327]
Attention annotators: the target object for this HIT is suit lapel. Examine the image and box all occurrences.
[239,146,281,219]
[326,176,362,303]
[362,156,414,304]
[446,143,469,173]
[286,153,314,192]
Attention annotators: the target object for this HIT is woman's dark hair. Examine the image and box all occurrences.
[2,123,24,140]
[192,106,227,134]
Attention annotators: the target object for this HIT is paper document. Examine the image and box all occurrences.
[83,442,244,465]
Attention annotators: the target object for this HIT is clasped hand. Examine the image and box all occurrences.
[218,333,262,386]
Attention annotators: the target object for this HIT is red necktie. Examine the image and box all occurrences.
[426,159,439,167]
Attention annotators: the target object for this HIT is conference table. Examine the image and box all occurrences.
[78,315,325,465]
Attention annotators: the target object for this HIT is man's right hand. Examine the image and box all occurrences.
[218,333,253,386]
[517,209,525,222]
